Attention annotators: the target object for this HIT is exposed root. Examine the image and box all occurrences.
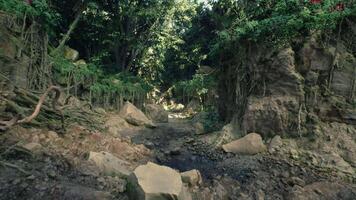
[18,86,61,123]
[0,86,63,131]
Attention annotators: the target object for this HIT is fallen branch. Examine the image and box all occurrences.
[18,86,61,123]
[0,161,30,175]
[0,86,63,131]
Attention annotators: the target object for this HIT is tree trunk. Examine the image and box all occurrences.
[52,6,84,55]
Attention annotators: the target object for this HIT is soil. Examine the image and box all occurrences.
[0,115,355,200]
[130,120,356,199]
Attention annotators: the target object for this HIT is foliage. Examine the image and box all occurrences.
[174,74,217,105]
[89,72,152,102]
[3,0,355,111]
[208,0,356,55]
[0,0,59,31]
[193,107,222,133]
[52,53,150,109]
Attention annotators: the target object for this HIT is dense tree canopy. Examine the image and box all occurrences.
[1,0,355,107]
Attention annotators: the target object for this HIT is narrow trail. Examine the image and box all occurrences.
[126,117,354,199]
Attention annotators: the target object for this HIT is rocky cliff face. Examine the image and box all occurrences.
[0,12,50,92]
[218,34,356,139]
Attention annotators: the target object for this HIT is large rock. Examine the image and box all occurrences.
[128,162,191,200]
[242,96,302,138]
[88,151,131,177]
[64,46,79,61]
[104,115,130,136]
[119,102,156,128]
[145,104,168,123]
[222,133,266,155]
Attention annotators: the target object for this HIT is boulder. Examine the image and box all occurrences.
[104,115,130,136]
[145,104,168,123]
[74,59,87,66]
[181,169,202,187]
[88,151,131,177]
[64,46,79,61]
[128,162,191,200]
[119,102,156,128]
[222,133,266,155]
[242,96,302,138]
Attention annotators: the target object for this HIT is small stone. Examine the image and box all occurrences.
[268,135,283,153]
[239,192,249,198]
[27,175,35,180]
[186,138,194,143]
[144,141,154,148]
[288,177,305,186]
[12,179,21,185]
[47,131,59,140]
[255,189,265,200]
[48,170,56,178]
[290,149,299,159]
[22,142,42,153]
[181,169,203,187]
[97,177,105,183]
[281,171,290,178]
[20,183,29,188]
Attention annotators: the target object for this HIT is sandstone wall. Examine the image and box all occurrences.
[219,34,356,138]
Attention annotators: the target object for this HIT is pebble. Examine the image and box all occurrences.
[255,189,265,200]
[47,170,56,178]
[20,183,29,188]
[12,179,21,185]
[144,141,154,148]
[288,176,305,186]
[27,175,36,180]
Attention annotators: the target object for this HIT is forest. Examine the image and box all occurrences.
[0,0,355,199]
